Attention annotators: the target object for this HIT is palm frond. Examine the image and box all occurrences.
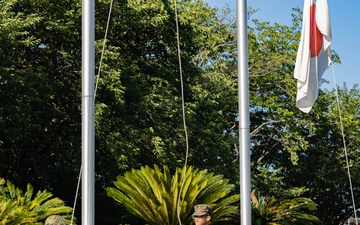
[106,164,239,225]
[0,179,74,224]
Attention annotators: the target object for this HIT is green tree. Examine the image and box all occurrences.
[0,0,83,216]
[94,0,239,176]
[251,190,320,225]
[94,1,240,222]
[0,178,74,224]
[274,84,360,225]
[241,7,359,225]
[1,0,360,224]
[106,165,239,225]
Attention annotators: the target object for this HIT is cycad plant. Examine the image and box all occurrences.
[106,165,239,225]
[251,189,321,225]
[0,178,74,225]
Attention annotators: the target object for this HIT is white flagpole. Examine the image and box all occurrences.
[237,0,251,224]
[82,0,95,223]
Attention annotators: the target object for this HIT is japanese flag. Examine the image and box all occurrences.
[294,0,332,113]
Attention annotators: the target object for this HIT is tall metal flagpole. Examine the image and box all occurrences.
[237,0,251,224]
[82,0,95,223]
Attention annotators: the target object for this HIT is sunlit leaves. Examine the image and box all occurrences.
[106,165,239,225]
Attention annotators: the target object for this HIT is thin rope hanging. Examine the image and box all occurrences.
[173,0,190,225]
[331,63,358,225]
[94,0,114,98]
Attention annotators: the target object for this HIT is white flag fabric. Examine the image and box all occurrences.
[294,0,332,113]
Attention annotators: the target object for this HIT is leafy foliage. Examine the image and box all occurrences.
[106,165,239,225]
[0,178,74,224]
[0,0,360,224]
[0,0,82,218]
[251,190,320,225]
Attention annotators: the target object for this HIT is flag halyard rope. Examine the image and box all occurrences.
[173,1,190,225]
[331,63,358,225]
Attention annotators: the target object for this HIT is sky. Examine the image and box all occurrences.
[204,0,359,90]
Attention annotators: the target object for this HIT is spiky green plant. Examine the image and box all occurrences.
[0,178,74,224]
[251,189,321,225]
[106,165,239,225]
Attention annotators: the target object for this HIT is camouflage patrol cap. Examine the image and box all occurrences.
[192,204,211,216]
[45,215,66,225]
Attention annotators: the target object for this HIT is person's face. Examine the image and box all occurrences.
[193,215,211,225]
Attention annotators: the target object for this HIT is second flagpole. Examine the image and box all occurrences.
[237,0,252,224]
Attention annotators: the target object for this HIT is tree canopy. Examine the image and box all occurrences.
[0,0,359,224]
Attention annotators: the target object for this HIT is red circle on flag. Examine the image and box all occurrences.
[310,4,323,57]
